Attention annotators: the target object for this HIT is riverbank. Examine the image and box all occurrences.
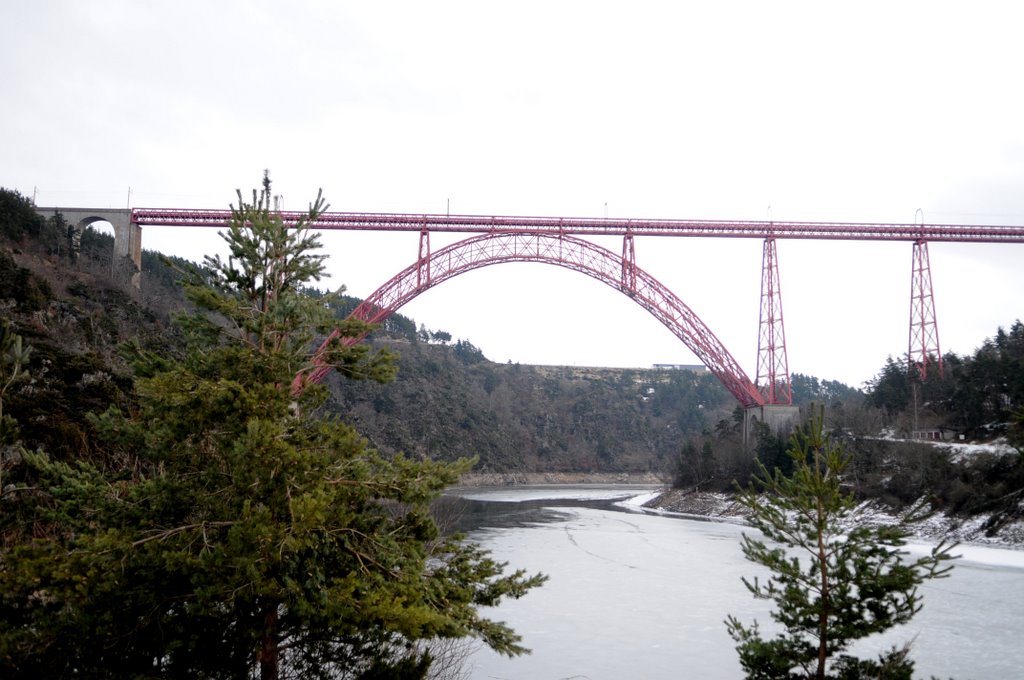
[458,471,665,486]
[455,471,1024,549]
[642,488,1024,550]
[464,485,1024,679]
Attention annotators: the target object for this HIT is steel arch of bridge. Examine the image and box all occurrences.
[300,231,765,408]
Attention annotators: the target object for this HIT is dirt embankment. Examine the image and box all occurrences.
[643,489,749,520]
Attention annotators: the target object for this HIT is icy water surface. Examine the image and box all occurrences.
[447,486,1024,680]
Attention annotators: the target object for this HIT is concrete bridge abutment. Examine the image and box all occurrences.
[743,403,800,450]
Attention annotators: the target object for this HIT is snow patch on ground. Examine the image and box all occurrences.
[863,434,1018,463]
[615,490,662,509]
[932,437,1017,462]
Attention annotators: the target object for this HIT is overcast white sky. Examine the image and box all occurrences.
[3,1,1023,389]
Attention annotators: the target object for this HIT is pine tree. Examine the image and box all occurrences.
[725,408,956,679]
[0,322,32,495]
[0,174,544,679]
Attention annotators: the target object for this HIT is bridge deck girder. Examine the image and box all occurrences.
[129,208,1024,243]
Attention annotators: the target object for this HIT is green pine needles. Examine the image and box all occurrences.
[726,408,956,680]
[0,174,544,679]
[0,321,31,447]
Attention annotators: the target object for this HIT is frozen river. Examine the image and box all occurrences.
[448,486,1024,680]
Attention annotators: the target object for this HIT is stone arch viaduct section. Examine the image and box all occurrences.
[34,207,141,287]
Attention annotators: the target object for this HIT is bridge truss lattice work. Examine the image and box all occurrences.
[129,208,1024,406]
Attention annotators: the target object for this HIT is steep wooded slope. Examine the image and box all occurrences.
[326,341,735,473]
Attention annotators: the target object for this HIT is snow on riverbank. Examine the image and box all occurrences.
[635,488,1024,552]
